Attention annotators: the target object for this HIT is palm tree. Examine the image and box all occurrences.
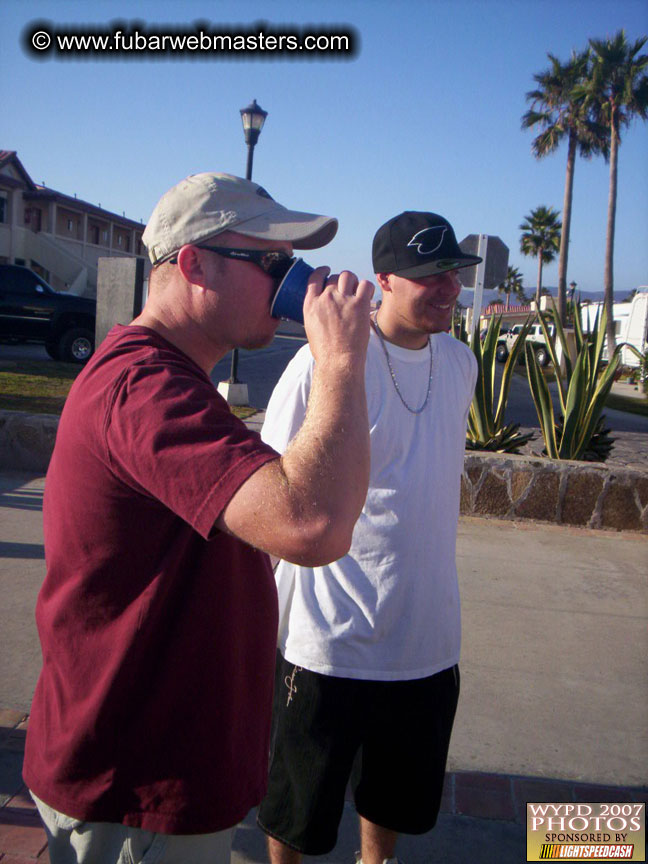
[580,30,648,352]
[497,266,525,310]
[520,206,562,308]
[522,49,608,327]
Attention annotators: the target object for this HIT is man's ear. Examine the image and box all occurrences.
[176,245,208,288]
[376,273,393,294]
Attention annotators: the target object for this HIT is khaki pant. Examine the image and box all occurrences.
[31,793,234,864]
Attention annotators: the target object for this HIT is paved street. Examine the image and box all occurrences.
[0,334,307,417]
[209,335,305,409]
[4,336,646,438]
[497,360,648,434]
[210,337,648,435]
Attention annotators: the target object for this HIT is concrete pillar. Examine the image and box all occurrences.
[96,257,144,348]
[47,201,55,235]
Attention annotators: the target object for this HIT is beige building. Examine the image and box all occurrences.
[0,150,148,297]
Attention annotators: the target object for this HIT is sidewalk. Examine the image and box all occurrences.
[1,467,646,863]
[1,722,645,864]
[611,379,646,402]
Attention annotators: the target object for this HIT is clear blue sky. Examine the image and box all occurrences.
[2,0,647,298]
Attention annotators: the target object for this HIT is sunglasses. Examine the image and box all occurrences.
[168,246,295,287]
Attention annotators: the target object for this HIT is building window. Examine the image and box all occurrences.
[67,219,73,232]
[0,195,7,223]
[25,208,42,232]
[102,230,108,243]
[117,235,122,246]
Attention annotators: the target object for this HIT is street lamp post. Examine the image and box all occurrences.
[569,280,577,303]
[568,280,577,323]
[228,99,268,386]
[241,98,268,181]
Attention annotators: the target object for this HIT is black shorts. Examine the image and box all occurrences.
[257,653,460,856]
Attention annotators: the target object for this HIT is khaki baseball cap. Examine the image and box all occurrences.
[142,172,338,265]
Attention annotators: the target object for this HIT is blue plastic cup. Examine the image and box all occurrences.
[270,258,315,325]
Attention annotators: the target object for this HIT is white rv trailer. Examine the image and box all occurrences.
[580,288,648,367]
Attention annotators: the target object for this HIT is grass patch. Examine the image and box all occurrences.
[0,360,78,415]
[231,405,258,420]
[0,359,259,419]
[605,392,648,417]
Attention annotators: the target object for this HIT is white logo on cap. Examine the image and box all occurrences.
[407,226,447,255]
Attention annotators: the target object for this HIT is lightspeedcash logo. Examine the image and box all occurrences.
[527,803,645,861]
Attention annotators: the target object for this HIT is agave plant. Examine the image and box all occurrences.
[462,315,536,453]
[640,349,648,395]
[525,298,622,460]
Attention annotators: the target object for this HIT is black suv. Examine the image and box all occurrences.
[0,264,96,363]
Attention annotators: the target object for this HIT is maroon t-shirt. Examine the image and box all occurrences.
[23,325,280,834]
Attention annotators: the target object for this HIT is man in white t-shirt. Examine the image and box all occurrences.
[258,211,480,864]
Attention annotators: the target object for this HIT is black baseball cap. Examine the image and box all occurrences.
[372,211,482,279]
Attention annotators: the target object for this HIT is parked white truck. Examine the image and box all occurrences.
[496,323,555,366]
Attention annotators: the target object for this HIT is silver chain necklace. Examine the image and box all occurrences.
[371,313,433,414]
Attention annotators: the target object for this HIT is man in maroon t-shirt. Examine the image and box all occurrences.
[23,172,373,864]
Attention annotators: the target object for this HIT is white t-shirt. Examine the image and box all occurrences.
[262,328,477,681]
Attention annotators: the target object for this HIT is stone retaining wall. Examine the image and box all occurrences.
[1,411,647,533]
[0,411,59,474]
[462,452,648,533]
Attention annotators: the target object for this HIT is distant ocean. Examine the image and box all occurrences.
[459,286,635,307]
